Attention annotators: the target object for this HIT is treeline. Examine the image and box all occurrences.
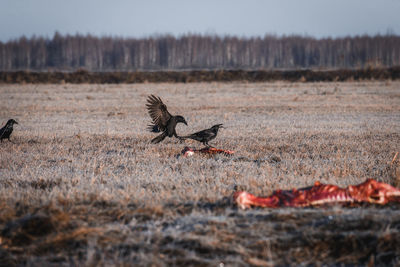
[1,67,399,84]
[1,32,400,71]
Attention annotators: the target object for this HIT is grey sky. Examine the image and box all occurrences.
[1,0,399,42]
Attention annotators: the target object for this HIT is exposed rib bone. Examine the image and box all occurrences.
[181,146,234,157]
[234,179,400,209]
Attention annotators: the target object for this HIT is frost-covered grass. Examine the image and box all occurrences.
[0,81,399,265]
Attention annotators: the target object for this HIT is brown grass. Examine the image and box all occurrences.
[0,81,400,265]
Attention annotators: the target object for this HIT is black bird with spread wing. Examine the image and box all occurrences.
[0,119,18,143]
[146,95,187,144]
[181,124,224,147]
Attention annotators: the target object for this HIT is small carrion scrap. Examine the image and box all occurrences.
[181,146,234,157]
[234,179,400,209]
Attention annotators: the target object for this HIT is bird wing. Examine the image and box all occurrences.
[193,129,210,138]
[0,122,8,137]
[146,95,172,131]
[189,129,214,139]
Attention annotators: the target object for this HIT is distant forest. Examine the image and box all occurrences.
[1,32,400,71]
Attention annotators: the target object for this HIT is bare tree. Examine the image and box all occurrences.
[0,33,399,71]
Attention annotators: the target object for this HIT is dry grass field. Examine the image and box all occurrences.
[0,81,400,266]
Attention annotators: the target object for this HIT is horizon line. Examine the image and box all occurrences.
[1,30,399,43]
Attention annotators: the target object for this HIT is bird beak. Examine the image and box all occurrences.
[15,121,19,125]
[184,121,188,126]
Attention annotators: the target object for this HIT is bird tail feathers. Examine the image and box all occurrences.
[179,135,193,140]
[147,124,160,133]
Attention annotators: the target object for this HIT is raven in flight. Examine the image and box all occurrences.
[146,95,187,144]
[0,119,18,143]
[181,124,224,147]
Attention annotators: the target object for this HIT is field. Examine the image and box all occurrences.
[0,81,400,266]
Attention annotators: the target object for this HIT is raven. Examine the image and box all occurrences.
[146,95,187,144]
[181,124,224,147]
[0,119,18,143]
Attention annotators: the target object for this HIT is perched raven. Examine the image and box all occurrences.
[0,119,18,142]
[181,124,224,147]
[146,95,187,144]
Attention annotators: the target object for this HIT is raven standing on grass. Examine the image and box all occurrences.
[146,95,188,144]
[0,119,18,143]
[180,124,224,147]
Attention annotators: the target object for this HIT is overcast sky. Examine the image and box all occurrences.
[1,0,399,42]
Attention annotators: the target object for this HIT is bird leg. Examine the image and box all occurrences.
[204,142,214,148]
